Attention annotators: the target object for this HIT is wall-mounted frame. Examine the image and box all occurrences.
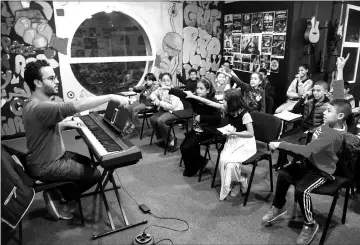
[340,4,360,84]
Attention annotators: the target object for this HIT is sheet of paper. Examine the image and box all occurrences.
[274,111,302,121]
[217,124,236,134]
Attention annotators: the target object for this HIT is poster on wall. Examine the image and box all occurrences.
[242,13,252,33]
[225,14,233,25]
[272,34,286,58]
[240,34,261,55]
[225,25,233,40]
[262,12,275,33]
[233,14,242,33]
[232,33,241,52]
[261,34,273,54]
[233,62,241,71]
[270,57,280,73]
[224,36,233,49]
[260,54,271,73]
[251,13,263,33]
[274,10,288,33]
[234,53,242,62]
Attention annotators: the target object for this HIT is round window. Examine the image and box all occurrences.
[70,11,153,95]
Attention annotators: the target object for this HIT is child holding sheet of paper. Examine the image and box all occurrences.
[185,88,257,201]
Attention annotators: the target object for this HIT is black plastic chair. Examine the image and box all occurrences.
[241,111,282,206]
[179,135,219,182]
[138,107,157,140]
[288,144,354,245]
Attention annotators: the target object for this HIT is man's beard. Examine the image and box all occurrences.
[44,85,57,97]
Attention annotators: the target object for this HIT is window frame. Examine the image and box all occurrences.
[340,4,360,84]
[68,6,156,87]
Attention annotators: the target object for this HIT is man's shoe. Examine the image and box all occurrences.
[262,206,287,223]
[296,222,319,245]
[43,191,61,220]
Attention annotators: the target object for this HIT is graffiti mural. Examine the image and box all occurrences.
[154,2,183,84]
[1,1,66,139]
[181,1,223,84]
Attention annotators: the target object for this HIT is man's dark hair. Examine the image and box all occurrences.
[24,60,50,91]
[330,99,352,122]
[188,68,197,75]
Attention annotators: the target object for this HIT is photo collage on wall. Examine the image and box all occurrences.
[224,10,287,74]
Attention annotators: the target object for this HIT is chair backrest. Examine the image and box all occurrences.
[250,111,282,143]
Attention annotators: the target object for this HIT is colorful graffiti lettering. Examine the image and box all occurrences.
[182,1,223,84]
[1,1,63,139]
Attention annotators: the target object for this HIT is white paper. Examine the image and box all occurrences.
[217,124,236,135]
[275,111,302,121]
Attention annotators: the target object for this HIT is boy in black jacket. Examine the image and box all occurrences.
[176,68,198,93]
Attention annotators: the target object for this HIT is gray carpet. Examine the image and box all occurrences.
[3,127,360,245]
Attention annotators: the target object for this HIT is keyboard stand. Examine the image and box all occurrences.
[86,150,147,239]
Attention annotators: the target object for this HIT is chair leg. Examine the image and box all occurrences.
[19,219,22,245]
[77,196,85,226]
[243,163,257,207]
[211,150,222,188]
[179,156,183,167]
[342,187,350,224]
[268,155,273,192]
[164,126,172,155]
[140,116,146,140]
[150,129,154,145]
[319,194,339,245]
[145,116,150,128]
[198,146,209,182]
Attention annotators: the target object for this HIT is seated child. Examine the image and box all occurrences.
[263,98,357,245]
[128,73,159,126]
[176,68,198,93]
[275,64,313,113]
[213,69,231,99]
[259,68,275,99]
[185,89,256,201]
[276,81,330,167]
[149,72,184,152]
[232,72,266,113]
[262,54,359,245]
[327,80,355,108]
[165,78,221,176]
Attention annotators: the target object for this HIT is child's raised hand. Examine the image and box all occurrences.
[336,53,350,70]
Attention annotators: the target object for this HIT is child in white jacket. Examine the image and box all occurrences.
[149,72,184,152]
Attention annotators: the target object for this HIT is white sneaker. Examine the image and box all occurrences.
[240,177,248,195]
[230,184,241,197]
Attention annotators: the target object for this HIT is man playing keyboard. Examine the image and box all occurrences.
[22,60,130,220]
